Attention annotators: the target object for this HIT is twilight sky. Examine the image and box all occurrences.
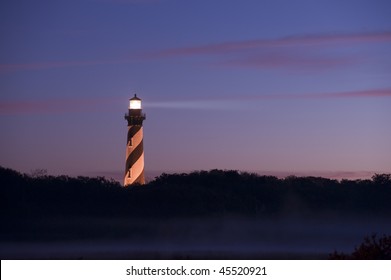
[1,0,390,181]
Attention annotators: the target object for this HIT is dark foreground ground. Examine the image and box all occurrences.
[2,216,390,259]
[1,167,390,259]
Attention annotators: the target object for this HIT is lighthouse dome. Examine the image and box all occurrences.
[130,94,141,101]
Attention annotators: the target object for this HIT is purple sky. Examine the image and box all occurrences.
[1,0,390,181]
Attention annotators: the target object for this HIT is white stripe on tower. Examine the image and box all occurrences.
[130,151,144,182]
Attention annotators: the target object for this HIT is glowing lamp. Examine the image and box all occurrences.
[129,94,142,109]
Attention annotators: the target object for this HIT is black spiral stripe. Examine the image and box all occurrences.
[125,139,144,177]
[127,125,141,140]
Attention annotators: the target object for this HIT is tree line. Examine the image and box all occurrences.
[1,166,390,220]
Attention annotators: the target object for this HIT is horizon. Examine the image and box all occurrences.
[3,165,380,183]
[92,169,380,183]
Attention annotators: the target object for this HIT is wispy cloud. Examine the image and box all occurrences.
[145,88,391,109]
[147,31,391,58]
[3,31,389,74]
[318,88,391,98]
[1,88,390,115]
[219,52,356,70]
[140,31,391,71]
[232,88,391,101]
[0,96,121,115]
[0,59,130,74]
[88,0,161,4]
[254,170,376,180]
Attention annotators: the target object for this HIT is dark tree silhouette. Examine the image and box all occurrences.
[1,166,391,220]
[330,234,391,260]
[372,174,391,186]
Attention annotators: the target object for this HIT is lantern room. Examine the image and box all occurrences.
[129,94,142,109]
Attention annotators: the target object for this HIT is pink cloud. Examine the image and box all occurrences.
[146,31,391,58]
[1,88,390,115]
[0,96,121,115]
[0,59,129,74]
[238,88,391,100]
[219,52,356,70]
[318,88,391,98]
[90,0,160,3]
[4,31,389,74]
[255,170,375,180]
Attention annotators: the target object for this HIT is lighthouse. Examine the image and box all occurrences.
[124,94,146,186]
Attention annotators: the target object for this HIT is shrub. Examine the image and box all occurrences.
[330,234,391,259]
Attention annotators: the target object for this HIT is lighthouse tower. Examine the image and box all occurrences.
[124,94,146,186]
